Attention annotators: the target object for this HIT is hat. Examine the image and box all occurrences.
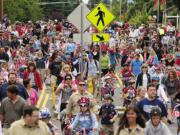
[128,79,135,83]
[151,76,160,81]
[104,76,111,80]
[150,107,162,117]
[154,66,160,70]
[78,97,90,106]
[79,80,86,85]
[104,94,114,101]
[64,74,72,80]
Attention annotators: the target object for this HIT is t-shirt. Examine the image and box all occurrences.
[137,98,167,120]
[142,74,148,88]
[28,73,35,86]
[0,97,26,127]
[100,55,109,69]
[99,104,116,125]
[131,60,143,76]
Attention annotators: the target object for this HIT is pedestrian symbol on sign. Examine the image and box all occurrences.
[95,7,105,26]
[86,2,115,32]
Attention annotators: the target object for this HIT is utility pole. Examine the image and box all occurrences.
[0,0,3,21]
[110,0,112,10]
[119,0,122,19]
[157,0,160,23]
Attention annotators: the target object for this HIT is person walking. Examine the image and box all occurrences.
[145,107,172,135]
[0,85,26,130]
[0,72,29,101]
[5,105,52,135]
[114,105,145,135]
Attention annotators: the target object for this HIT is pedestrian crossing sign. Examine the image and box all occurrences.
[86,2,115,32]
[92,33,110,42]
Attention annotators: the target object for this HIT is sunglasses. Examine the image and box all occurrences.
[80,104,88,107]
[142,67,148,69]
[65,78,72,80]
[79,84,85,86]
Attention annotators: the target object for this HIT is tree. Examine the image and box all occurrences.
[4,0,43,22]
[172,0,180,10]
[41,0,79,20]
[122,0,155,24]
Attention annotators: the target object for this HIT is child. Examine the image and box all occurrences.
[122,79,136,107]
[68,97,98,135]
[101,76,114,98]
[120,63,134,86]
[39,108,58,135]
[99,94,117,135]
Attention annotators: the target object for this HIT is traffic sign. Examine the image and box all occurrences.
[73,33,92,44]
[86,2,115,32]
[92,33,109,42]
[68,3,91,32]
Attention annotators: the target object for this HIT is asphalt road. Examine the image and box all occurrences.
[39,83,178,135]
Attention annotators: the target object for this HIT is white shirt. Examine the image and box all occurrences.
[143,74,148,88]
[157,84,169,102]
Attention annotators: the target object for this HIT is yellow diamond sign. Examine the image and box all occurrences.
[86,2,115,32]
[92,33,109,42]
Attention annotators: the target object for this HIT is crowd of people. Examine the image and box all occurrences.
[0,14,179,135]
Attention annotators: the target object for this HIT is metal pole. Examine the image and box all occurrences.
[0,0,3,21]
[99,42,102,100]
[80,3,84,80]
[110,0,112,11]
[177,14,179,29]
[119,0,122,20]
[157,0,160,23]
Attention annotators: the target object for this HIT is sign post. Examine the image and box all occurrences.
[67,3,90,79]
[87,2,115,99]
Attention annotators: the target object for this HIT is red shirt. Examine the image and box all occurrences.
[121,69,132,78]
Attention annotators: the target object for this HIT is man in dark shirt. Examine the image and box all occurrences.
[0,47,9,62]
[0,72,28,101]
[0,85,26,129]
[137,83,167,121]
[99,95,117,135]
[10,36,20,49]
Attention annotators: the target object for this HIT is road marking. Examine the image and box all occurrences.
[36,89,45,108]
[116,83,120,88]
[115,73,123,88]
[42,94,49,108]
[51,81,56,109]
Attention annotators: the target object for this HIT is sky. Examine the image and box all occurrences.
[82,0,133,4]
[82,0,89,4]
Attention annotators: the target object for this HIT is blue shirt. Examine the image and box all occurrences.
[131,60,143,76]
[99,104,116,125]
[137,98,167,120]
[65,43,76,54]
[0,83,29,101]
[109,53,116,65]
[72,112,98,130]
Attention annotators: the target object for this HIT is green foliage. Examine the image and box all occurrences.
[172,0,180,11]
[41,0,79,18]
[4,0,43,22]
[128,7,149,26]
[123,0,154,24]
